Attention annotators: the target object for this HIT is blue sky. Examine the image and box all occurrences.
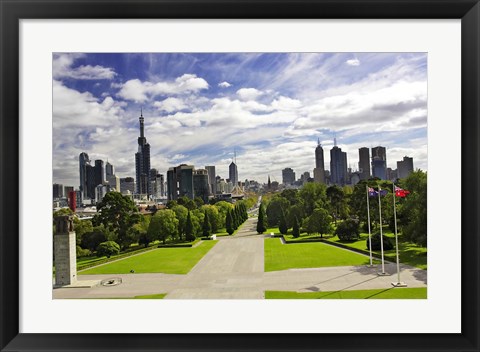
[53,53,427,187]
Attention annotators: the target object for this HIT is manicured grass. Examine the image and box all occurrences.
[264,238,372,272]
[79,240,217,275]
[265,287,427,299]
[326,233,427,270]
[133,293,166,299]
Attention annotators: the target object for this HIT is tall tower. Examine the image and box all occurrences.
[314,139,326,183]
[330,144,348,186]
[94,159,105,186]
[358,147,370,180]
[371,146,387,180]
[205,166,216,195]
[79,152,90,200]
[229,161,238,186]
[135,110,151,196]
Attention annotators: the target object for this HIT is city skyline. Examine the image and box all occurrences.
[53,52,427,187]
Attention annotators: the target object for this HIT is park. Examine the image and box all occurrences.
[53,172,427,299]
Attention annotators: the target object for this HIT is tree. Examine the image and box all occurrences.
[73,219,93,245]
[286,203,305,229]
[202,210,211,238]
[303,208,333,238]
[202,205,220,233]
[279,209,288,235]
[398,170,427,246]
[80,224,110,251]
[299,182,327,217]
[256,204,267,234]
[326,185,346,224]
[171,205,188,241]
[280,189,300,206]
[214,201,234,229]
[177,196,196,210]
[185,211,195,242]
[226,209,234,235]
[265,196,289,227]
[92,192,141,250]
[147,209,179,244]
[292,216,300,238]
[335,218,360,241]
[96,241,120,258]
[194,196,204,208]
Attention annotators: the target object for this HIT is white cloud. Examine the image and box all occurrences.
[218,81,232,88]
[117,74,209,102]
[236,88,264,101]
[53,53,116,80]
[346,58,360,66]
[153,97,187,113]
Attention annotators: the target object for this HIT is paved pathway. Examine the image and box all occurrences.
[53,215,427,299]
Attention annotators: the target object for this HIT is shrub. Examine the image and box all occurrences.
[76,245,91,258]
[292,216,300,238]
[366,233,394,251]
[96,241,121,258]
[335,219,360,241]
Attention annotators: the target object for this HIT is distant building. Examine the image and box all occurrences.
[371,146,387,180]
[205,165,216,195]
[79,152,90,200]
[397,156,414,179]
[95,184,108,203]
[314,139,326,183]
[53,183,64,199]
[64,186,74,196]
[387,168,398,181]
[120,177,135,194]
[229,162,238,186]
[94,159,105,186]
[167,164,194,200]
[68,191,76,212]
[282,167,296,185]
[330,141,348,186]
[135,111,151,196]
[193,169,210,203]
[358,147,370,180]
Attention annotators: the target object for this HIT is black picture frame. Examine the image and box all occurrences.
[1,0,479,351]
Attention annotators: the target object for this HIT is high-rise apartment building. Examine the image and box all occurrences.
[167,164,195,200]
[53,183,64,199]
[314,139,326,183]
[205,166,216,195]
[229,161,238,186]
[120,177,135,194]
[135,111,151,196]
[330,142,348,186]
[282,167,296,185]
[94,159,105,186]
[358,147,370,180]
[193,169,210,203]
[397,156,414,179]
[371,146,387,180]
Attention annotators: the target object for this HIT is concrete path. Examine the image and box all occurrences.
[53,215,427,299]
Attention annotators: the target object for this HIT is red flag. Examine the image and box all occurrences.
[394,186,410,197]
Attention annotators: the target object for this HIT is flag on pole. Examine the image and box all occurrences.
[368,187,388,197]
[394,186,410,197]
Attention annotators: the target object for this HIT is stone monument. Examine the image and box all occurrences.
[54,215,77,286]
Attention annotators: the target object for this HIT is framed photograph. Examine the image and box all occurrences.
[1,0,479,351]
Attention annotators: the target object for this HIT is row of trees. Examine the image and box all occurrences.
[54,192,255,257]
[257,171,427,246]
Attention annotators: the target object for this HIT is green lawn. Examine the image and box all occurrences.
[133,293,166,299]
[326,233,427,270]
[265,287,427,299]
[79,240,217,275]
[264,238,373,272]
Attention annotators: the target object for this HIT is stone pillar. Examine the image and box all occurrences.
[54,215,77,286]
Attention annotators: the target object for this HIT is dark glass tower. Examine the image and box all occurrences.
[79,152,90,199]
[135,111,151,196]
[229,162,238,186]
[358,147,370,180]
[330,142,348,186]
[314,139,326,183]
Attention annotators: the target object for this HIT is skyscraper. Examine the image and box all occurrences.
[314,139,325,183]
[167,164,195,200]
[397,156,414,179]
[205,166,216,195]
[105,161,114,177]
[282,167,296,185]
[79,152,90,199]
[135,111,151,196]
[94,159,105,186]
[229,161,238,186]
[358,147,370,180]
[371,146,387,180]
[330,142,348,186]
[193,169,210,203]
[53,183,64,199]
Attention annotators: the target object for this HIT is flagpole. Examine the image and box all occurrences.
[378,184,386,275]
[366,184,373,267]
[392,183,407,287]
